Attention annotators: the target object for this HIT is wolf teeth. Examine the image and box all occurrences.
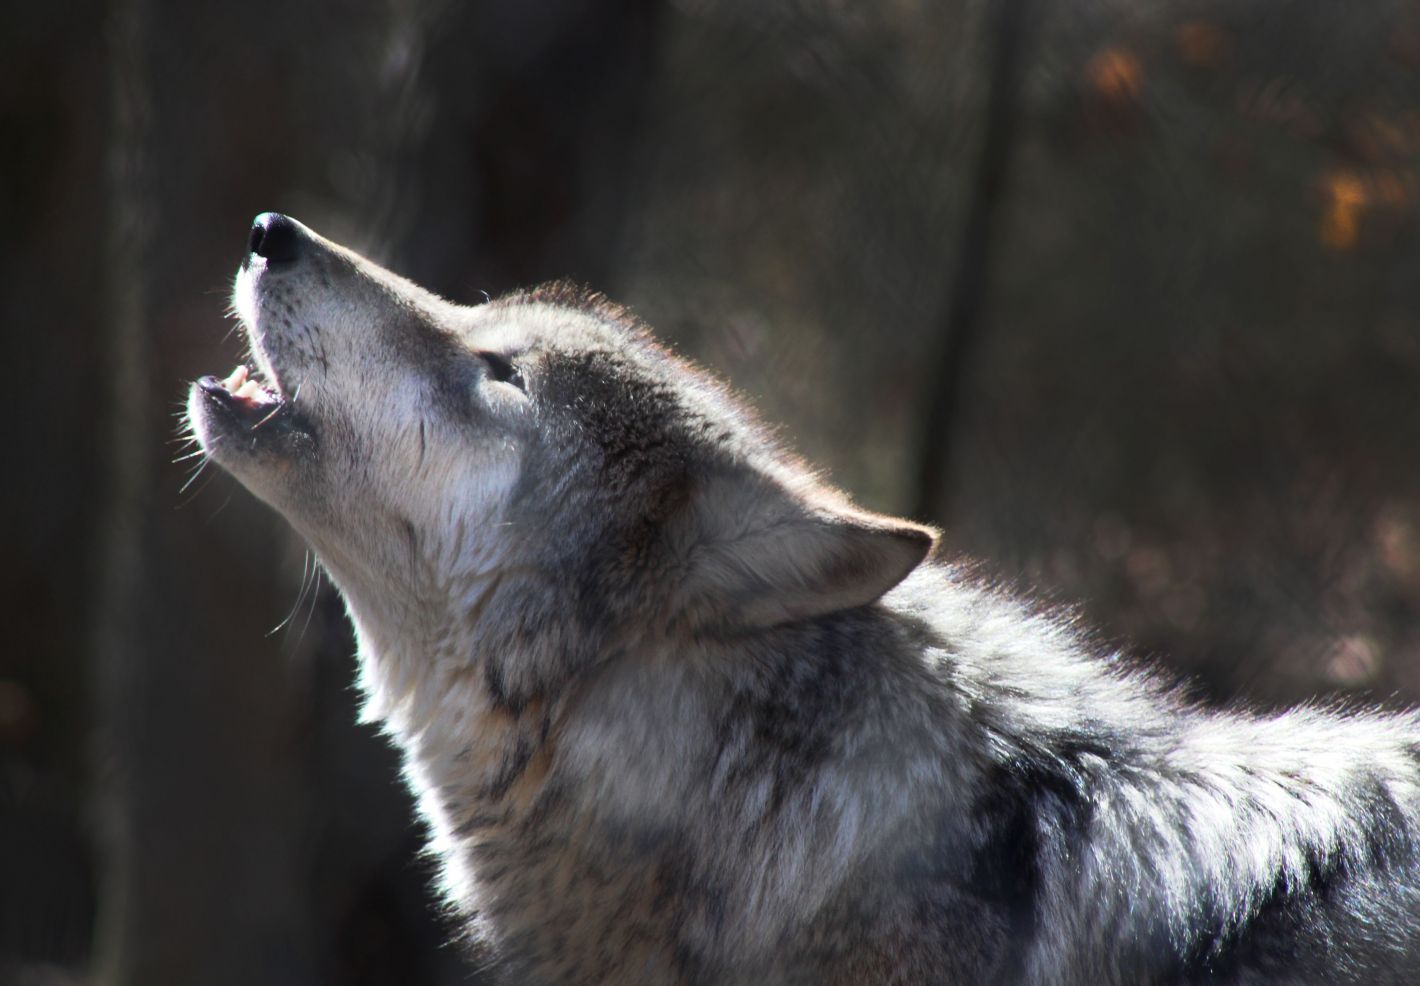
[223,365,249,391]
[217,364,278,405]
[234,378,264,401]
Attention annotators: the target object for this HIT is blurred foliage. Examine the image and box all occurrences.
[4,0,1420,983]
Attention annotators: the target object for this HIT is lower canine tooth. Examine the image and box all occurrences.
[234,379,263,400]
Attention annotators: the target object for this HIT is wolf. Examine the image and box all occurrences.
[186,212,1420,985]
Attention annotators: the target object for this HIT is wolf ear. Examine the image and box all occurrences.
[676,466,936,631]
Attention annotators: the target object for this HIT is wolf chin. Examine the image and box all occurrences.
[187,213,1420,985]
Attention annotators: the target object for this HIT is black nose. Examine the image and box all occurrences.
[248,212,302,263]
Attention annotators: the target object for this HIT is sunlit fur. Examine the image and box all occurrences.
[189,217,1420,985]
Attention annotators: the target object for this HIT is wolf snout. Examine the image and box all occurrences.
[247,212,305,265]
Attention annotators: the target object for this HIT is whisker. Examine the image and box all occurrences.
[203,493,233,525]
[175,471,219,510]
[249,403,285,431]
[294,564,326,649]
[178,456,212,496]
[269,550,314,636]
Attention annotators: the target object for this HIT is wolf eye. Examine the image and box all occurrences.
[479,351,524,390]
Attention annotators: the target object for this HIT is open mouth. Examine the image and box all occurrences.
[197,364,288,429]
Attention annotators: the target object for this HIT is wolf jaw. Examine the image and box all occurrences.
[196,363,284,422]
[189,303,308,456]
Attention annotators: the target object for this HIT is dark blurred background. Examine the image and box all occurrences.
[6,0,1420,983]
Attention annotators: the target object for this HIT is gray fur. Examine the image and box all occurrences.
[187,216,1420,985]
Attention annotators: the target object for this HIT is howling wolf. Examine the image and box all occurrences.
[187,213,1420,985]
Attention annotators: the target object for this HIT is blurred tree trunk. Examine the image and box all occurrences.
[89,0,152,978]
[90,2,316,984]
[914,0,1034,525]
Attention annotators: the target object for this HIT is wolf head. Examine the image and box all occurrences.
[188,214,934,698]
